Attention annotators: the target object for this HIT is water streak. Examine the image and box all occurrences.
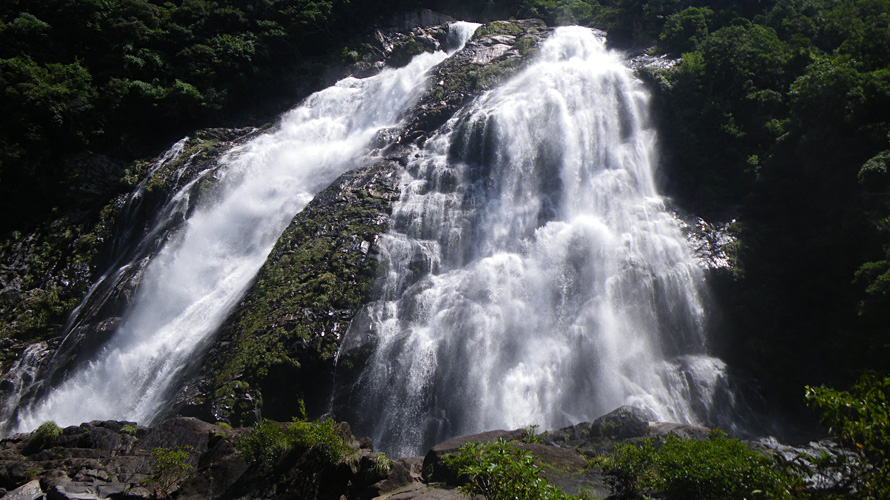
[10,22,480,433]
[343,27,732,457]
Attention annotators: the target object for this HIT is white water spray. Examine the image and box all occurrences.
[343,27,732,457]
[11,23,480,433]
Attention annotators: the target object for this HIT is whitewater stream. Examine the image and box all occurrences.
[341,26,736,457]
[6,22,481,434]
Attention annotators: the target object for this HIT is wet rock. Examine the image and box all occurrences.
[378,483,476,500]
[44,479,126,500]
[171,160,404,425]
[422,429,524,483]
[396,19,550,150]
[590,406,655,440]
[649,421,713,441]
[3,479,43,500]
[680,216,737,270]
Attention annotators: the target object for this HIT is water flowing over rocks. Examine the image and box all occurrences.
[159,19,551,429]
[0,12,753,469]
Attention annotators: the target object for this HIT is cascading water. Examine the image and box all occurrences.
[341,26,736,457]
[7,22,481,434]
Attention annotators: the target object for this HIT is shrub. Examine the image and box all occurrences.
[805,372,890,498]
[286,418,350,466]
[237,417,351,471]
[120,424,139,436]
[596,434,791,500]
[655,433,788,499]
[235,419,287,470]
[150,447,194,498]
[373,453,392,475]
[23,421,62,454]
[521,424,544,444]
[444,439,577,500]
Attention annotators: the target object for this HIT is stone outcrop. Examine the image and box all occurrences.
[169,159,404,428]
[394,19,549,149]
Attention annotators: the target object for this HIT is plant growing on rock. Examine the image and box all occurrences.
[805,372,890,499]
[444,439,578,500]
[595,433,791,500]
[150,447,194,498]
[286,418,351,467]
[237,417,352,471]
[521,424,544,444]
[236,419,288,470]
[23,421,61,454]
[373,453,392,476]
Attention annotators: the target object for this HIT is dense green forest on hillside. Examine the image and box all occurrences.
[1,0,888,431]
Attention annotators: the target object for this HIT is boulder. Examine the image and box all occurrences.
[44,479,125,500]
[421,429,524,483]
[3,480,43,500]
[590,406,654,440]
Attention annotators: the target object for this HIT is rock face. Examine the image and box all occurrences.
[0,417,444,500]
[0,17,552,432]
[0,408,644,500]
[171,159,404,427]
[395,19,549,148]
[0,129,261,433]
[156,18,552,429]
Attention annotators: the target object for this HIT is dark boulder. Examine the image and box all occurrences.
[421,429,524,483]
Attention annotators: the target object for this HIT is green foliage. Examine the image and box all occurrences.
[150,447,195,498]
[23,421,62,455]
[521,424,545,444]
[805,373,890,498]
[0,0,353,232]
[235,418,288,470]
[650,0,890,414]
[596,434,791,500]
[120,424,140,436]
[444,439,578,500]
[236,417,350,471]
[286,418,350,466]
[659,7,713,55]
[373,453,393,475]
[858,150,890,192]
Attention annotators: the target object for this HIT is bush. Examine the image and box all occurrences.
[150,447,194,498]
[444,439,577,500]
[236,417,351,471]
[286,418,350,466]
[805,372,890,498]
[521,424,544,444]
[235,418,287,470]
[596,433,791,500]
[23,421,61,454]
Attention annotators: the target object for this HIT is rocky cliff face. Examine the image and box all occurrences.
[155,19,552,429]
[0,13,738,454]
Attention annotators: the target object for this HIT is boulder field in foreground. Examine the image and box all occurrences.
[0,407,826,500]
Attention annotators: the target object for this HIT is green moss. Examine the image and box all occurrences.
[477,21,525,38]
[204,168,396,418]
[23,421,62,455]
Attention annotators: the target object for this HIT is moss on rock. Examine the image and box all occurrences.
[180,160,402,427]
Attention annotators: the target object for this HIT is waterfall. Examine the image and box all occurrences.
[341,26,734,457]
[8,22,481,434]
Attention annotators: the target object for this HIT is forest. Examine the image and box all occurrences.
[1,0,889,460]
